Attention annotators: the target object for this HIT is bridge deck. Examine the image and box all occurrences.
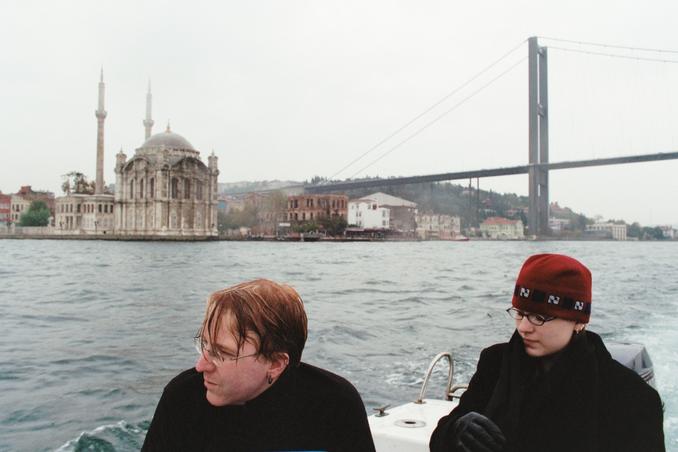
[304,151,678,193]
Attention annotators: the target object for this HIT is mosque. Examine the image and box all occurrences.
[55,71,219,238]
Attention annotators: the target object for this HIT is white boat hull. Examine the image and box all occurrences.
[369,399,457,452]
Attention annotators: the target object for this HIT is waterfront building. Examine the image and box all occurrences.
[113,76,218,237]
[0,193,10,225]
[114,126,219,237]
[54,70,115,235]
[55,194,114,233]
[9,195,30,223]
[659,225,676,239]
[548,217,570,233]
[286,194,348,223]
[480,216,525,239]
[356,192,417,235]
[9,186,55,223]
[217,194,246,214]
[244,192,286,236]
[52,71,218,238]
[415,213,461,240]
[348,198,390,229]
[586,222,627,240]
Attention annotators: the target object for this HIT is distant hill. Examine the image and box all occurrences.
[341,181,534,229]
[219,180,301,194]
[218,178,671,238]
[222,178,592,230]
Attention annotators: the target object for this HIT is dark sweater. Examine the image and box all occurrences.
[142,362,376,452]
[430,331,665,452]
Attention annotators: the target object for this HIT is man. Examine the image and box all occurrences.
[143,279,376,452]
[430,253,665,452]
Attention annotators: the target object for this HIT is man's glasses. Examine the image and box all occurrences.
[506,307,556,326]
[193,336,258,366]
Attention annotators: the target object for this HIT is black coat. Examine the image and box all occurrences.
[142,362,376,452]
[430,330,665,452]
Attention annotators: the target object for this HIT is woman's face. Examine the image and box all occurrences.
[516,313,580,357]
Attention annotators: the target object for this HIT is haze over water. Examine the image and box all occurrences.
[1,240,676,451]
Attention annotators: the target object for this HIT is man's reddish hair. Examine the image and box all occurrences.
[200,279,308,366]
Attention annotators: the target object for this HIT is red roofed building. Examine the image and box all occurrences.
[10,186,55,223]
[0,192,10,225]
[286,194,348,223]
[480,216,525,239]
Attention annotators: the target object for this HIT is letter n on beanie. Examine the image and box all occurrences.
[512,254,592,323]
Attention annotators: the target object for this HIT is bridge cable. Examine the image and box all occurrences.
[328,39,527,181]
[347,55,528,179]
[548,46,678,65]
[538,36,678,55]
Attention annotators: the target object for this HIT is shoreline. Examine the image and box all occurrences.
[0,234,668,242]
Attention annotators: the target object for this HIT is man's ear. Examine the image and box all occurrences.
[268,352,290,380]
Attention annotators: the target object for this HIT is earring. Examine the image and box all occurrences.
[267,374,273,385]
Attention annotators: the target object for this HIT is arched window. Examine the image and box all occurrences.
[149,178,155,198]
[171,178,178,199]
[140,179,145,199]
[184,179,191,199]
[130,179,135,199]
[196,180,203,200]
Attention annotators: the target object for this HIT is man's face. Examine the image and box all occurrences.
[516,314,578,357]
[195,313,273,406]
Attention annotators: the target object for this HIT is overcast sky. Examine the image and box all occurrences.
[1,0,677,225]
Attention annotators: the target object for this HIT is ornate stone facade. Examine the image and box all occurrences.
[51,73,219,239]
[114,127,219,237]
[55,194,114,234]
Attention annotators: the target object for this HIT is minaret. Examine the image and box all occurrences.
[95,68,107,194]
[143,79,154,140]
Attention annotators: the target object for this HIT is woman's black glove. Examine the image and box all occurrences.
[452,411,506,452]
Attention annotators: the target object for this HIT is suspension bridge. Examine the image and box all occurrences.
[300,36,678,237]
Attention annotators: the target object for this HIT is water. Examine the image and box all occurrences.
[0,240,676,451]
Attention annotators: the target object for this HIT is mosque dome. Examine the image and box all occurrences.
[141,125,195,150]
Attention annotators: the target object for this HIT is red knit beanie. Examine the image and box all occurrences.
[512,253,592,323]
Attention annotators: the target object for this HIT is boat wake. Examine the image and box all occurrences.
[55,420,148,452]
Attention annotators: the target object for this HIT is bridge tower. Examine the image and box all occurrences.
[528,36,549,236]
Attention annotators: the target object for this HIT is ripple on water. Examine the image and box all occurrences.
[4,407,42,424]
[19,313,87,323]
[2,241,678,451]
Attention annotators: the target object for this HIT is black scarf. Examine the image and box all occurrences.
[484,330,602,452]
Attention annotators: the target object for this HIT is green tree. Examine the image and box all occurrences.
[19,200,50,226]
[641,226,665,240]
[61,171,95,194]
[319,215,348,236]
[217,204,259,232]
[262,191,287,217]
[627,222,642,238]
[309,175,328,185]
[292,221,319,233]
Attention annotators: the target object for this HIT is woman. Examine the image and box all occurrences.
[430,253,665,452]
